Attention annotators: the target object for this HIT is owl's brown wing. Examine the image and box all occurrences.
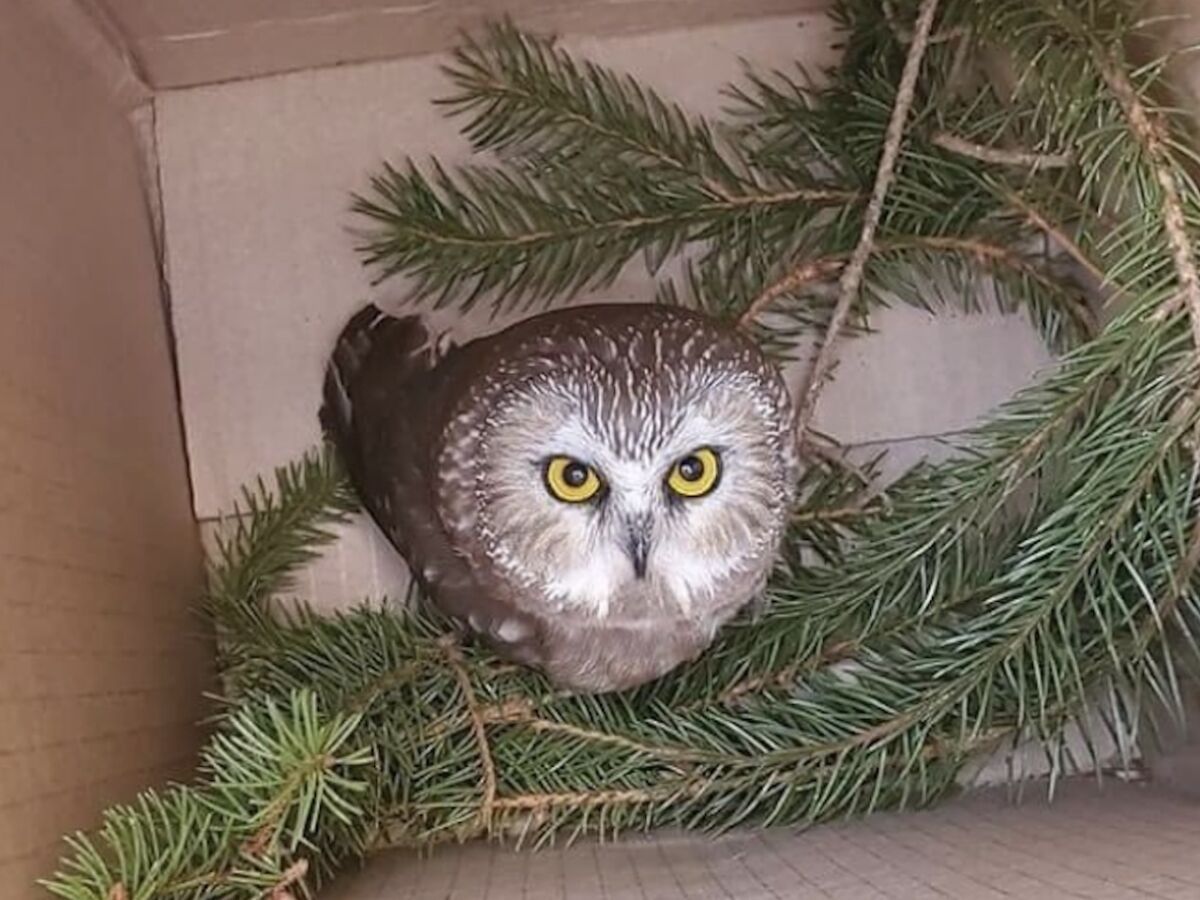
[320,304,543,663]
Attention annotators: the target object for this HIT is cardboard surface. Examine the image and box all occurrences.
[96,0,831,89]
[157,13,1053,611]
[326,781,1199,900]
[0,2,210,894]
[0,6,1156,896]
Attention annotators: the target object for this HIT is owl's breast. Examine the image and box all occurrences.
[528,575,755,693]
[535,610,720,693]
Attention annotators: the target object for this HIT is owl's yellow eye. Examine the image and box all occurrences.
[544,457,603,503]
[667,447,721,499]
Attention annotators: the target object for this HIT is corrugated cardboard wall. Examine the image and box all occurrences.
[94,0,830,89]
[0,3,211,895]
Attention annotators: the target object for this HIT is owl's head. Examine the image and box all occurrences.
[439,306,797,621]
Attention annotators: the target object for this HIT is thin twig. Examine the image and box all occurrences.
[679,637,861,714]
[346,661,424,713]
[797,0,959,442]
[1097,48,1200,650]
[390,186,858,250]
[739,232,1087,331]
[792,505,876,525]
[1003,190,1109,288]
[439,634,498,827]
[380,725,1012,845]
[491,783,696,812]
[510,716,718,763]
[738,256,845,329]
[882,0,965,45]
[915,236,1098,335]
[240,753,335,858]
[798,437,891,512]
[944,25,974,95]
[932,132,1072,169]
[479,696,537,723]
[270,859,309,900]
[480,697,727,763]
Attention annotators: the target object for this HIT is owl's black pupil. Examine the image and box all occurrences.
[678,456,704,481]
[563,463,589,487]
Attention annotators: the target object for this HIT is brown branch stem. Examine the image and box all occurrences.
[737,256,845,329]
[916,236,1097,335]
[238,752,334,859]
[1096,53,1200,348]
[372,727,1014,850]
[393,185,857,251]
[792,505,875,525]
[439,635,498,827]
[799,437,881,493]
[741,234,1095,337]
[931,132,1072,169]
[346,660,424,713]
[479,697,728,763]
[490,782,699,813]
[882,0,965,45]
[794,0,941,444]
[270,860,310,900]
[497,713,719,763]
[687,638,859,712]
[1003,191,1109,289]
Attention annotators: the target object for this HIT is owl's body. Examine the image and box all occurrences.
[322,303,797,692]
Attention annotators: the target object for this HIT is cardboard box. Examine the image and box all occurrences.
[4,1,1194,897]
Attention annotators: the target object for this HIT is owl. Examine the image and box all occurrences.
[321,302,798,693]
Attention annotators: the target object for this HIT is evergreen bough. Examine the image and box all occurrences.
[45,1,1200,896]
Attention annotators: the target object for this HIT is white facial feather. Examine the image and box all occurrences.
[473,362,791,622]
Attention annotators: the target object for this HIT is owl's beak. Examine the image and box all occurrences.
[624,516,652,579]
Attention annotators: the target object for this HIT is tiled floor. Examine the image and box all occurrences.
[325,780,1200,899]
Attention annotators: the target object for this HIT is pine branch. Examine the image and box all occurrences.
[440,19,748,199]
[738,255,847,330]
[354,159,852,312]
[44,692,373,900]
[1002,190,1111,289]
[208,447,357,645]
[793,0,943,440]
[1094,44,1200,346]
[438,635,498,831]
[736,234,1097,347]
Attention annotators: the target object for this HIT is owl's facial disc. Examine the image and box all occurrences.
[474,367,792,618]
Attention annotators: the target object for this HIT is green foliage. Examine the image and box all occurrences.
[355,13,1097,351]
[45,0,1200,895]
[441,19,746,190]
[207,448,358,677]
[43,691,372,900]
